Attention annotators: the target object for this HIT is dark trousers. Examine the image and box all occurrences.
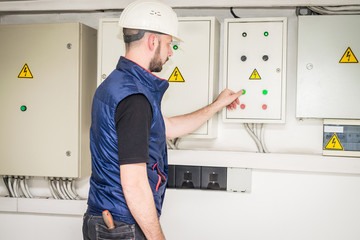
[83,213,147,240]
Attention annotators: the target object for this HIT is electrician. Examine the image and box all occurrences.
[83,0,244,239]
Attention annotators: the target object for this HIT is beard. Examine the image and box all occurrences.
[149,42,168,73]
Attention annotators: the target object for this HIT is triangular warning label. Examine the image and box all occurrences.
[168,66,185,82]
[249,69,261,80]
[18,63,34,78]
[339,47,358,63]
[324,133,344,150]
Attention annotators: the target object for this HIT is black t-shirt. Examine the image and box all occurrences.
[115,94,153,165]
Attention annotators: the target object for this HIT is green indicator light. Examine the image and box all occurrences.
[173,45,178,50]
[242,32,247,37]
[20,105,27,112]
[263,90,268,95]
[242,89,246,95]
[264,31,269,36]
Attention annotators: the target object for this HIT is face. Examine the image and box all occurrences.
[149,34,173,72]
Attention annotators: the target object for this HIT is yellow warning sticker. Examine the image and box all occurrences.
[339,47,358,63]
[324,133,344,150]
[249,69,261,80]
[18,63,34,78]
[168,66,185,82]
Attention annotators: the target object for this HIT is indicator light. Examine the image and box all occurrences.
[20,105,27,112]
[264,31,269,37]
[173,45,178,50]
[241,55,247,62]
[242,32,247,37]
[262,104,267,110]
[262,55,269,61]
[242,89,246,95]
[263,90,268,95]
[240,104,246,109]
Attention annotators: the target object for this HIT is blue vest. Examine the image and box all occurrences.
[87,57,169,224]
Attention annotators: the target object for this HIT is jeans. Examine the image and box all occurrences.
[83,213,147,240]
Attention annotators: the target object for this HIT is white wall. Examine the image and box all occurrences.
[1,6,360,240]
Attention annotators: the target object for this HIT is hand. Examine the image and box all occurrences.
[215,89,244,111]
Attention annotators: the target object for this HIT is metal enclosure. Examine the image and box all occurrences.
[0,23,97,177]
[98,17,220,138]
[297,15,360,119]
[223,18,287,123]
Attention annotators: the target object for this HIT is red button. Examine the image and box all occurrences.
[262,104,267,110]
[240,104,246,109]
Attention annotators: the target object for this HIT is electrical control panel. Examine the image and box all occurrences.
[323,119,360,157]
[297,15,360,119]
[98,17,220,138]
[0,23,97,178]
[223,18,287,123]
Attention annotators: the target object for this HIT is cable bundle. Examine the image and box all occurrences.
[48,177,79,200]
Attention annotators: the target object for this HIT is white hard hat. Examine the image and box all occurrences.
[119,0,182,41]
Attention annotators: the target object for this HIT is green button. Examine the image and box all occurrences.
[242,32,247,37]
[173,45,178,50]
[264,31,269,37]
[263,90,268,95]
[242,89,246,95]
[20,105,27,111]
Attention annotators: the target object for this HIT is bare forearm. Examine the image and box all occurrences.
[165,101,220,139]
[164,89,244,139]
[121,164,165,240]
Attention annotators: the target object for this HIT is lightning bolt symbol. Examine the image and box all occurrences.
[332,137,337,148]
[346,50,351,61]
[174,70,178,81]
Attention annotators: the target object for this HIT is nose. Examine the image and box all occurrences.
[168,46,173,57]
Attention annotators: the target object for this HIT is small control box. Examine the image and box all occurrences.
[323,119,360,157]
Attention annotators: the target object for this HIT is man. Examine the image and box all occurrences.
[83,0,244,239]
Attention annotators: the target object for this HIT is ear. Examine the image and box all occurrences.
[147,33,157,52]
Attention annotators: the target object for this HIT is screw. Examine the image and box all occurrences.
[101,74,107,79]
[276,68,281,73]
[306,63,313,70]
[66,151,71,157]
[241,55,247,62]
[262,55,269,61]
[67,43,72,49]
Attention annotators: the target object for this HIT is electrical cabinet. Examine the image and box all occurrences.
[0,23,97,178]
[98,17,219,138]
[297,15,360,119]
[223,18,287,123]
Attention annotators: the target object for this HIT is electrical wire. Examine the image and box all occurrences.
[50,178,61,199]
[244,123,263,153]
[66,178,78,200]
[71,179,79,200]
[166,139,177,150]
[20,178,30,198]
[61,178,73,200]
[55,178,67,200]
[308,6,360,15]
[8,177,15,198]
[24,177,33,198]
[3,176,12,197]
[230,7,240,18]
[48,178,59,199]
[260,124,269,153]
